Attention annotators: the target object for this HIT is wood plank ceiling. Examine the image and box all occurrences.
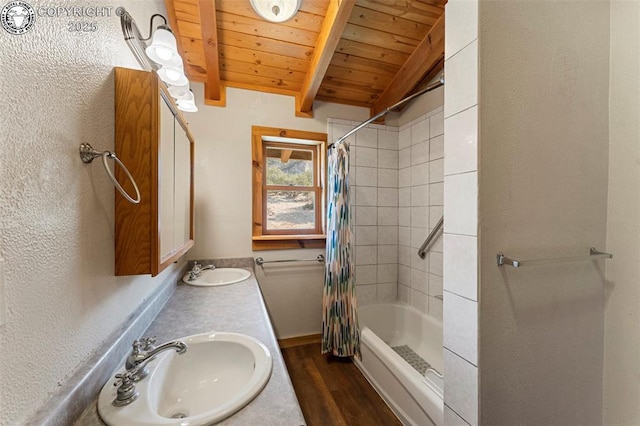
[165,0,445,117]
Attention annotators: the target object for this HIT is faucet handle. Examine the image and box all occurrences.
[139,337,156,350]
[131,337,157,353]
[113,372,133,387]
[112,371,140,407]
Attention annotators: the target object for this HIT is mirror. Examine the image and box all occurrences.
[174,120,192,251]
[159,95,176,260]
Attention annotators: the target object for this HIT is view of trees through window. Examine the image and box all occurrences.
[265,147,315,230]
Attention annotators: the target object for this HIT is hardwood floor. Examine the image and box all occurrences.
[281,342,402,426]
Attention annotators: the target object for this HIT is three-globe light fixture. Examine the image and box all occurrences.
[117,8,197,112]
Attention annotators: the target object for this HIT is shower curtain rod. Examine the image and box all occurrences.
[328,76,445,149]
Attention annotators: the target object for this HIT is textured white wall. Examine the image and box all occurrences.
[478,1,610,424]
[604,2,640,423]
[185,84,368,338]
[0,2,182,424]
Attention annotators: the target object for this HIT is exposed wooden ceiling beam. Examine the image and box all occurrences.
[296,0,356,116]
[372,15,444,116]
[199,0,224,105]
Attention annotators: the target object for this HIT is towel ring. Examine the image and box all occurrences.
[79,143,141,204]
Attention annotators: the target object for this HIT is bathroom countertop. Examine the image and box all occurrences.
[75,266,305,426]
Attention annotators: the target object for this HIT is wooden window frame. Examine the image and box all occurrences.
[252,126,327,250]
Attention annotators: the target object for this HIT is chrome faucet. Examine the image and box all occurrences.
[125,337,187,381]
[187,261,215,281]
[125,337,155,380]
[113,338,188,407]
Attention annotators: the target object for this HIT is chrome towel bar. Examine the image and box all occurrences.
[497,247,613,268]
[255,254,325,266]
[418,216,443,259]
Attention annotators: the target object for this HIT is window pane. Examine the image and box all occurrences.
[265,147,313,187]
[266,190,315,230]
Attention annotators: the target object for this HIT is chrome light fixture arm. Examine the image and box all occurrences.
[115,7,155,71]
[139,14,170,42]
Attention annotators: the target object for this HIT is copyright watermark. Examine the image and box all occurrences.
[1,1,35,34]
[1,1,114,35]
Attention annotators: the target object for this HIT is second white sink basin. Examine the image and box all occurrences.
[98,332,273,425]
[183,268,251,286]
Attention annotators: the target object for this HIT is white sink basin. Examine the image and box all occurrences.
[98,332,272,426]
[182,268,251,286]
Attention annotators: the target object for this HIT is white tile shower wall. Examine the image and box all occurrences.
[444,349,479,425]
[443,1,479,425]
[445,406,471,426]
[328,107,444,321]
[328,118,399,304]
[397,108,444,322]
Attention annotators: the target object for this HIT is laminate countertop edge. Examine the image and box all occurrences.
[75,267,306,426]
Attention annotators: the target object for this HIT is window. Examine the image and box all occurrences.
[251,126,327,250]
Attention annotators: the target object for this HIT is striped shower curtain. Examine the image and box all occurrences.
[322,142,360,358]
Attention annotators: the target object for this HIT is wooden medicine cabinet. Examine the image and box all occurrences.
[114,67,195,276]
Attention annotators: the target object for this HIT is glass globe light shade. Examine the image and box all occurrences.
[177,97,198,113]
[168,83,190,100]
[157,65,188,87]
[250,0,300,23]
[145,27,182,68]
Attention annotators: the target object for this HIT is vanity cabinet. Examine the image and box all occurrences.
[114,67,194,276]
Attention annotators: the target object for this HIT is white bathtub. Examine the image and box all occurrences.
[354,303,444,426]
